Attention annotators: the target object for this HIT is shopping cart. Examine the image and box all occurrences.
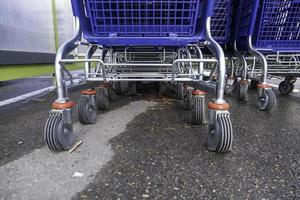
[211,0,233,44]
[210,0,240,96]
[233,0,300,109]
[44,0,233,153]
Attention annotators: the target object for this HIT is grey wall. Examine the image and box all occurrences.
[0,0,75,65]
[56,0,74,47]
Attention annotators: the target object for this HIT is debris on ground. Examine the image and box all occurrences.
[69,140,83,153]
[72,172,84,178]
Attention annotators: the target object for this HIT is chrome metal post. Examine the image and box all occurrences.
[85,45,98,79]
[55,17,82,102]
[248,36,267,84]
[195,45,204,80]
[205,17,226,104]
[234,40,248,80]
[230,57,235,77]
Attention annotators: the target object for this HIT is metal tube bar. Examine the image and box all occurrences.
[205,17,226,104]
[194,45,204,80]
[248,36,267,84]
[85,45,98,79]
[234,40,248,80]
[55,17,82,102]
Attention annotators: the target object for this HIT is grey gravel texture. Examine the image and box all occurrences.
[0,100,155,200]
[74,85,299,200]
[0,82,299,199]
[0,82,129,165]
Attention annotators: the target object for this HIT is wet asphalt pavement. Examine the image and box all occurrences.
[0,82,299,199]
[0,77,53,101]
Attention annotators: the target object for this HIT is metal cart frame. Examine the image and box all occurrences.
[44,0,233,153]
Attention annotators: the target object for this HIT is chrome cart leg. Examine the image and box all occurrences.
[225,57,236,94]
[234,40,249,101]
[176,82,185,100]
[85,45,98,79]
[248,36,276,111]
[237,56,249,102]
[44,17,82,151]
[205,17,233,152]
[184,86,194,110]
[194,46,204,81]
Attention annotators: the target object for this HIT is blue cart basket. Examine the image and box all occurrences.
[71,0,215,46]
[236,0,300,52]
[231,0,300,111]
[211,0,233,44]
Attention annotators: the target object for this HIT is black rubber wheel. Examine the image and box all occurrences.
[158,82,167,96]
[191,96,206,125]
[78,95,97,124]
[207,113,233,153]
[289,83,295,93]
[237,83,248,102]
[224,78,235,94]
[257,89,277,111]
[279,81,294,95]
[96,88,109,110]
[225,83,235,95]
[44,113,75,151]
[251,80,259,89]
[176,82,184,100]
[108,87,117,101]
[114,82,122,95]
[128,82,137,96]
[183,89,193,110]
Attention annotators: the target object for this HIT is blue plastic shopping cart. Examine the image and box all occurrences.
[211,0,233,44]
[44,0,233,153]
[73,0,213,46]
[233,0,300,109]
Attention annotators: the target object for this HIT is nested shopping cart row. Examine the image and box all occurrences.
[43,0,299,154]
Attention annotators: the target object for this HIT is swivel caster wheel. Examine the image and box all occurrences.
[190,90,207,125]
[158,82,167,96]
[279,81,294,95]
[257,88,276,111]
[44,110,75,151]
[96,87,109,110]
[176,82,184,100]
[183,87,193,110]
[251,79,259,89]
[108,87,117,101]
[224,77,235,94]
[237,80,248,102]
[114,82,122,95]
[225,84,235,95]
[128,82,137,96]
[77,92,97,124]
[207,110,233,153]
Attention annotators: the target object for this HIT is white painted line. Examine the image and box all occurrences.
[0,86,55,107]
[0,80,84,107]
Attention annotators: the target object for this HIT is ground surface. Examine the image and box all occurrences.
[0,81,299,199]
